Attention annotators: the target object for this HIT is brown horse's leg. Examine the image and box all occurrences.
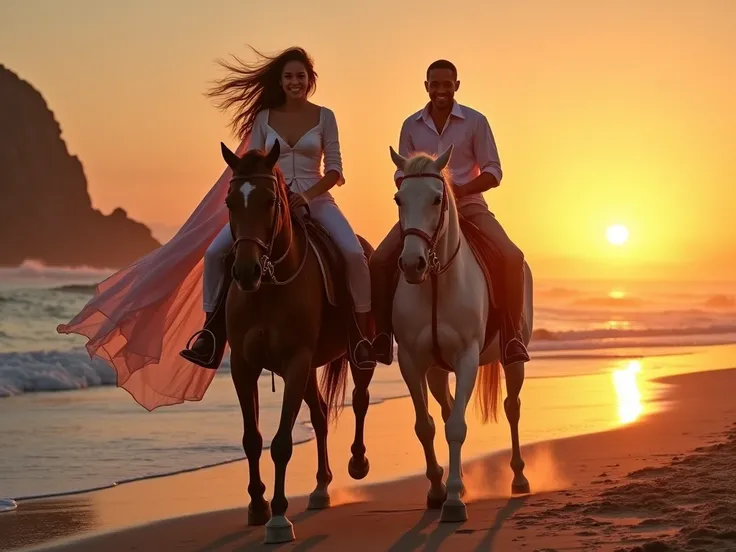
[347,360,373,480]
[504,361,530,494]
[264,350,311,544]
[304,371,333,509]
[427,367,454,422]
[230,360,271,525]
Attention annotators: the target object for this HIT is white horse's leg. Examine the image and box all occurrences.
[505,261,533,494]
[441,343,480,523]
[504,360,530,494]
[397,347,447,509]
[427,367,454,422]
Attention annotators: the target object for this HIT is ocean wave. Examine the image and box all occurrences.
[0,349,116,397]
[0,498,17,513]
[3,321,736,399]
[50,284,99,294]
[0,259,111,286]
[531,323,736,342]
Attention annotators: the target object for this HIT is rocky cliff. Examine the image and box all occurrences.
[0,65,161,268]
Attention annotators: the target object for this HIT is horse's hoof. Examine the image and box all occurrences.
[263,515,295,544]
[427,485,448,510]
[440,499,467,523]
[511,477,531,495]
[307,489,331,510]
[247,501,272,526]
[348,455,370,480]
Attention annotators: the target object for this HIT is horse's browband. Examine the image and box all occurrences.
[397,172,445,187]
[229,173,278,184]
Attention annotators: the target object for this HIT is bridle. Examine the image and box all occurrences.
[397,170,463,373]
[398,172,461,275]
[228,173,308,286]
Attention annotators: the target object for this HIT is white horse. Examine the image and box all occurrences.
[389,145,534,522]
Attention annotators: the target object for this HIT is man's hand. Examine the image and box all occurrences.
[449,174,498,200]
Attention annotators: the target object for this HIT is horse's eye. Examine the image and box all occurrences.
[433,195,442,206]
[394,196,402,207]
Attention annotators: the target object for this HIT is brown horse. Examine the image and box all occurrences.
[220,140,375,544]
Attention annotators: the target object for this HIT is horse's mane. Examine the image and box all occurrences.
[403,152,453,189]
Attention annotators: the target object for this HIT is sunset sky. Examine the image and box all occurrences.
[1,0,734,281]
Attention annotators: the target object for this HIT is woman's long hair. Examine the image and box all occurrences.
[206,46,318,140]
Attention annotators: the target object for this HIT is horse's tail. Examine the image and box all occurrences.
[319,355,349,424]
[474,360,503,424]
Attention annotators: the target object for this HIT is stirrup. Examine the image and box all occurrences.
[502,337,530,366]
[372,332,394,365]
[180,328,218,367]
[352,338,376,371]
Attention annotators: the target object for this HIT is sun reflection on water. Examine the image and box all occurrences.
[612,360,643,424]
[606,319,631,330]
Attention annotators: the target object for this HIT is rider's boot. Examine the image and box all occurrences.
[179,272,231,369]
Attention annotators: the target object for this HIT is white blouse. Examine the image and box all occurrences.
[249,106,345,198]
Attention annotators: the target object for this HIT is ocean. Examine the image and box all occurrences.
[1,260,734,502]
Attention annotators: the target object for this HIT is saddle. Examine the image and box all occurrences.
[284,192,341,308]
[288,199,368,354]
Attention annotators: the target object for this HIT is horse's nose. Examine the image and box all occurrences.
[398,257,405,273]
[232,263,262,283]
[416,256,427,273]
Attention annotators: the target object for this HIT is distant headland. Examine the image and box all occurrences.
[0,65,161,269]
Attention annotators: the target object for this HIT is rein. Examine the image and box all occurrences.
[398,172,462,372]
[228,173,309,286]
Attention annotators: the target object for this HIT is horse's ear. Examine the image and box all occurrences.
[265,140,281,169]
[221,142,241,170]
[389,146,407,171]
[434,144,453,172]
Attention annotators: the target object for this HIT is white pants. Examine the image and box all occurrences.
[203,197,371,313]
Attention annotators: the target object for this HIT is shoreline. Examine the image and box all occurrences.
[0,343,716,504]
[10,365,736,552]
[1,344,735,551]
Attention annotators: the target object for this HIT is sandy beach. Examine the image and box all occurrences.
[3,344,736,552]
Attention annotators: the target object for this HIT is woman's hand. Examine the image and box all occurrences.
[288,192,310,217]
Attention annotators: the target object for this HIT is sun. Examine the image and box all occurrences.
[606,224,629,246]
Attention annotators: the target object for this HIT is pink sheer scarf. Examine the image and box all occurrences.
[57,136,251,411]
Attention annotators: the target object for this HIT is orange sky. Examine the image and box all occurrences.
[1,0,734,281]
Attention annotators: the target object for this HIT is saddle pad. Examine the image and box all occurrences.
[457,215,503,349]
